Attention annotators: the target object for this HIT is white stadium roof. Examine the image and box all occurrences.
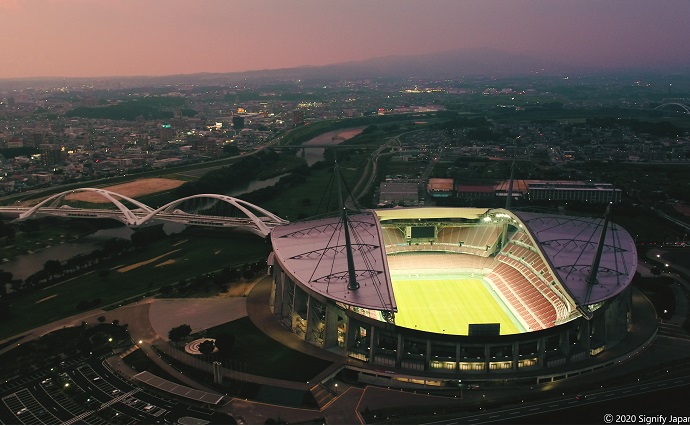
[271,207,637,313]
[271,211,397,312]
[513,210,637,307]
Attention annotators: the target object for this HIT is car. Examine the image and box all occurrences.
[16,408,28,415]
[575,394,587,401]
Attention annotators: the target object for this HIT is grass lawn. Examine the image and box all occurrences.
[392,277,520,335]
[259,154,367,220]
[0,232,271,339]
[204,317,333,382]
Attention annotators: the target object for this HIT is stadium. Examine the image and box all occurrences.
[268,206,638,381]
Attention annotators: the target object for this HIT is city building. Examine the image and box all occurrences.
[527,180,622,203]
[427,178,454,198]
[379,180,419,205]
[39,144,62,167]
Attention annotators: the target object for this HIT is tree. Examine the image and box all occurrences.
[97,316,106,323]
[222,144,240,156]
[0,270,13,293]
[198,340,215,357]
[214,333,235,356]
[0,300,12,321]
[44,260,63,278]
[168,324,192,343]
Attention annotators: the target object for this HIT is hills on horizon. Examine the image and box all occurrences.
[3,47,690,88]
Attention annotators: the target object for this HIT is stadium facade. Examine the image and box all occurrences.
[268,207,637,379]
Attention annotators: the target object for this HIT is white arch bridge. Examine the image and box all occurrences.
[654,102,690,114]
[0,188,289,238]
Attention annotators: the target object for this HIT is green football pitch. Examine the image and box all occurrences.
[391,277,521,335]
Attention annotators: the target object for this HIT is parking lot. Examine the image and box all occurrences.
[0,355,222,424]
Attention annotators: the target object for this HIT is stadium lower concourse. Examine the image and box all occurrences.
[268,207,639,383]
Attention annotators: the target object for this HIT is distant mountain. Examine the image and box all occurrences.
[151,48,572,85]
[4,47,688,90]
[300,47,571,80]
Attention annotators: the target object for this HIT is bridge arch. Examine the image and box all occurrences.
[137,194,288,237]
[654,103,690,114]
[20,188,154,225]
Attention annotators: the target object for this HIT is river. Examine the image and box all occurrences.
[225,173,288,197]
[1,227,134,280]
[297,127,365,166]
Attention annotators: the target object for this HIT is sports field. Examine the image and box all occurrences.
[392,277,521,335]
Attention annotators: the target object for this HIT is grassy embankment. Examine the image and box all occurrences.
[0,231,270,340]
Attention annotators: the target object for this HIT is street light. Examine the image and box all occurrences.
[334,383,338,395]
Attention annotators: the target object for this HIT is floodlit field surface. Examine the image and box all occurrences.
[392,278,521,335]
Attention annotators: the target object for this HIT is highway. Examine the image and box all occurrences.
[425,374,690,424]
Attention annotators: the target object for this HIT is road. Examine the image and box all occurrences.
[424,374,690,424]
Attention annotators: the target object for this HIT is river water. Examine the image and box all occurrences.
[298,127,365,166]
[1,126,365,280]
[225,173,288,197]
[2,227,134,280]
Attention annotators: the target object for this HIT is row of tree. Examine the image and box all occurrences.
[158,261,266,296]
[64,96,193,121]
[175,150,282,197]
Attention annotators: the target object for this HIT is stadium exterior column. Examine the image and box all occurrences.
[369,326,376,362]
[456,343,461,372]
[271,268,284,316]
[426,340,432,369]
[484,345,491,372]
[512,342,519,371]
[537,337,546,367]
[304,296,313,344]
[560,329,570,358]
[397,335,404,367]
[323,303,340,349]
[580,318,591,354]
[345,318,356,357]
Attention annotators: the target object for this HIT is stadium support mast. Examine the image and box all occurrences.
[585,203,612,290]
[498,159,517,251]
[505,160,515,210]
[335,159,360,291]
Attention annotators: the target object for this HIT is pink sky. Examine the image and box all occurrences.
[1,0,689,79]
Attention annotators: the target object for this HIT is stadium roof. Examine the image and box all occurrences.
[513,210,637,306]
[271,210,397,312]
[271,206,637,312]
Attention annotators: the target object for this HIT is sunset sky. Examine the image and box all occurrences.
[1,0,689,79]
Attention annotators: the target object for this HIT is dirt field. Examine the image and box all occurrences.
[333,128,364,141]
[64,178,185,203]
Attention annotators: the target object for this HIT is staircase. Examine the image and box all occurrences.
[311,383,337,408]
